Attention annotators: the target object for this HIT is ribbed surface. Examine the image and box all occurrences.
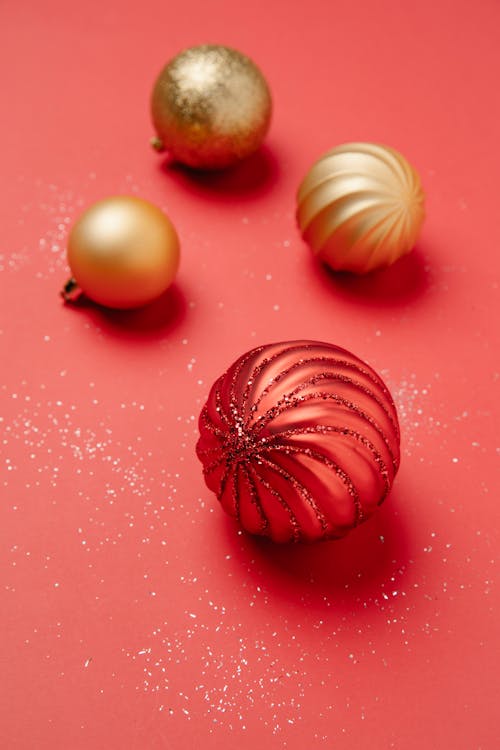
[196,341,400,543]
[297,142,425,273]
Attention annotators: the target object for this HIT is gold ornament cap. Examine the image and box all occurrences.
[150,44,272,170]
[297,142,425,274]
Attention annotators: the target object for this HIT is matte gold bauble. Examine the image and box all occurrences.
[297,143,425,274]
[62,196,180,310]
[150,44,272,170]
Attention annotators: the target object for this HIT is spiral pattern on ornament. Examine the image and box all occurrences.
[297,142,425,273]
[196,340,400,543]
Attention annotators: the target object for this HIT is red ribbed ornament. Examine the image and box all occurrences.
[196,341,400,543]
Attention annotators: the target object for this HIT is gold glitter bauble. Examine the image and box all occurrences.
[297,143,425,274]
[150,44,272,170]
[64,196,179,310]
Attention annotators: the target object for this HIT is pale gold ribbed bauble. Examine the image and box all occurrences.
[63,196,179,310]
[150,44,272,169]
[297,143,425,274]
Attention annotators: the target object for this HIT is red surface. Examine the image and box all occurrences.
[1,1,499,748]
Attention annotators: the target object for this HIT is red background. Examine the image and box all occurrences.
[1,1,499,748]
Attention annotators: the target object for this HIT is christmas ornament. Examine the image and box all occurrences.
[297,142,425,274]
[62,196,179,309]
[196,340,400,543]
[150,44,272,169]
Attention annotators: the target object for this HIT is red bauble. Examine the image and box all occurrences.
[196,341,400,543]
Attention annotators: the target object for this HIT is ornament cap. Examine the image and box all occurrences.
[60,277,81,303]
[150,136,165,152]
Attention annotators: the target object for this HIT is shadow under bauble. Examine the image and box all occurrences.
[158,144,280,202]
[317,246,431,308]
[219,489,412,613]
[63,283,187,342]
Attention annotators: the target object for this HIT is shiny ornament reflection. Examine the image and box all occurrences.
[151,44,272,169]
[297,142,425,274]
[63,196,180,309]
